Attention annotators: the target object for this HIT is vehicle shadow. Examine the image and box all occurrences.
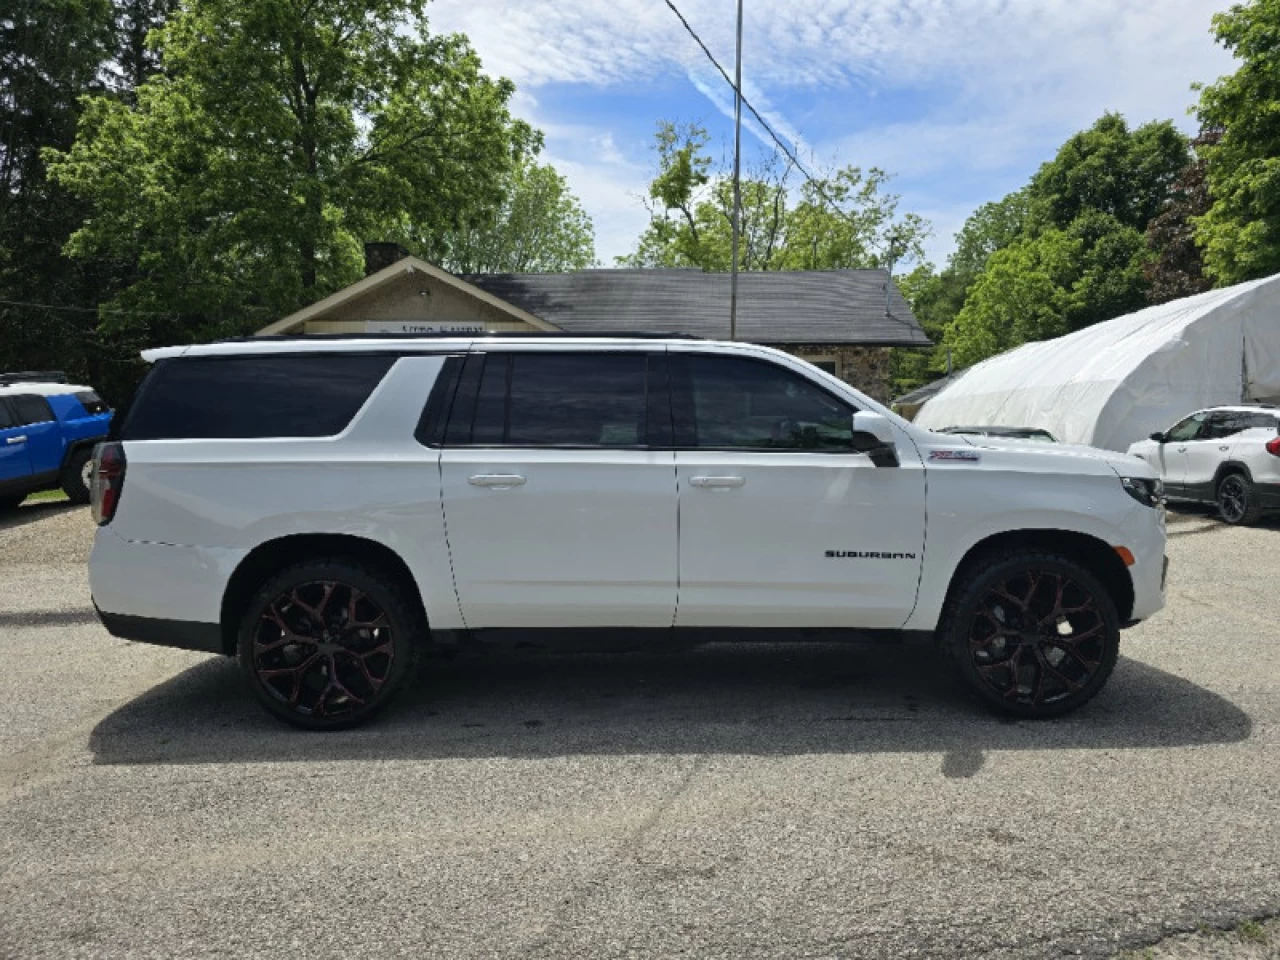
[0,500,79,533]
[89,641,1252,774]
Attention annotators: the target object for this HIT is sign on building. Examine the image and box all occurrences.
[364,321,486,334]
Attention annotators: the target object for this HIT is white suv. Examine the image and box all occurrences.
[1126,405,1280,525]
[89,335,1167,728]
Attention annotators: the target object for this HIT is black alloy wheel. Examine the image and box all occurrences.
[1216,473,1260,525]
[944,551,1120,718]
[238,559,420,729]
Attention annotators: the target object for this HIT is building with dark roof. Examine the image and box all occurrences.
[259,244,929,400]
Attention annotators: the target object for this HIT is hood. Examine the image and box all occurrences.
[942,434,1157,479]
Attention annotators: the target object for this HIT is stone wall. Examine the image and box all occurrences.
[779,344,894,401]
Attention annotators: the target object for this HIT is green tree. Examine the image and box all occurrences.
[621,120,928,273]
[1195,0,1280,284]
[0,0,118,389]
[1145,130,1219,304]
[48,0,536,341]
[949,188,1037,282]
[437,155,595,274]
[1030,113,1188,232]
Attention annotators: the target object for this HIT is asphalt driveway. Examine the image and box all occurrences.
[0,503,1276,959]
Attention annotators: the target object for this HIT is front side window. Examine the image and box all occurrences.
[1166,413,1207,442]
[0,400,15,429]
[677,355,854,450]
[10,394,54,426]
[446,352,652,447]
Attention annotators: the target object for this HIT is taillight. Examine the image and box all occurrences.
[91,442,126,525]
[1267,436,1280,457]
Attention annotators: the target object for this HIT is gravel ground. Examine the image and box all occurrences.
[0,502,1276,959]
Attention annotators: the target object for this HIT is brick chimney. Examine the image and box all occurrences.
[364,242,410,276]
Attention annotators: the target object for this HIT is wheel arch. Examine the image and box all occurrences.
[58,436,102,473]
[941,529,1135,625]
[219,533,429,655]
[1212,460,1253,488]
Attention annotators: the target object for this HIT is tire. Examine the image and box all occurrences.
[60,447,94,504]
[939,550,1121,719]
[237,558,422,730]
[1216,472,1262,526]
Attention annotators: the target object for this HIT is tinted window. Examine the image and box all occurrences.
[678,355,854,450]
[1166,413,1206,442]
[444,352,651,447]
[74,390,110,415]
[122,354,396,440]
[10,394,54,426]
[0,401,14,429]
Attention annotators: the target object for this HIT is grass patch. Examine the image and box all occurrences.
[25,489,69,504]
[1238,920,1269,944]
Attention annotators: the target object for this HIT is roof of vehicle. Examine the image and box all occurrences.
[0,381,92,397]
[1191,404,1279,414]
[143,333,780,362]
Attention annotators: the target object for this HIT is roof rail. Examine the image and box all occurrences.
[0,370,68,386]
[219,330,705,344]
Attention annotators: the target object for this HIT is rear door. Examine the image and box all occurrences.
[438,349,679,628]
[670,349,926,629]
[0,399,34,487]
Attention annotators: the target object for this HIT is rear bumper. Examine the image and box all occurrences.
[94,605,224,654]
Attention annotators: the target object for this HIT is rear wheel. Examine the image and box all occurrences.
[60,448,94,504]
[940,551,1120,718]
[1216,472,1261,526]
[237,558,422,730]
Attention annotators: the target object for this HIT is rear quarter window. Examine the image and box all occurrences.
[121,354,397,440]
[74,390,110,415]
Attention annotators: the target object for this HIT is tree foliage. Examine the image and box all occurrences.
[439,155,595,274]
[47,0,538,341]
[1195,0,1280,284]
[1145,130,1218,305]
[620,121,929,273]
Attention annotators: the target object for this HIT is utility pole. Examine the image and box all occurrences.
[729,0,744,341]
[883,232,904,317]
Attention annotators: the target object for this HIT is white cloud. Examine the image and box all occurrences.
[429,0,1239,264]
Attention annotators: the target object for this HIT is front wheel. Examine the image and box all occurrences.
[940,551,1121,719]
[238,559,422,730]
[1216,472,1261,525]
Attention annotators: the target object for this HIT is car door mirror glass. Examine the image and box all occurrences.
[1149,431,1165,443]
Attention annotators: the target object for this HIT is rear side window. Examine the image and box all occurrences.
[443,352,657,447]
[10,394,54,426]
[122,354,396,440]
[74,390,110,415]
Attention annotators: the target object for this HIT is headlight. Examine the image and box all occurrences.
[1120,476,1164,508]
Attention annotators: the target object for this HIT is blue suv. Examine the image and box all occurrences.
[0,372,114,509]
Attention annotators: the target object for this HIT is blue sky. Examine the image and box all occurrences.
[428,0,1237,269]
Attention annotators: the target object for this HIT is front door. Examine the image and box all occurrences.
[0,399,34,488]
[438,349,678,628]
[1161,412,1208,497]
[669,350,926,629]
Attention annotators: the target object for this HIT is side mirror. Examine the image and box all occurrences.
[851,411,899,467]
[1149,431,1166,443]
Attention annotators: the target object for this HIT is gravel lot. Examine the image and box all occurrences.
[0,502,1276,959]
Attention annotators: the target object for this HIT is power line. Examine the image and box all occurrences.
[0,298,177,317]
[660,0,922,330]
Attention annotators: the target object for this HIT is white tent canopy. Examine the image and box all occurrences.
[914,274,1280,451]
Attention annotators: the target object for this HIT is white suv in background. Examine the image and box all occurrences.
[1127,405,1280,525]
[89,335,1167,729]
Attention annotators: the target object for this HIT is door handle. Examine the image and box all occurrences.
[689,475,746,488]
[1177,446,1187,452]
[1219,446,1229,451]
[5,435,26,445]
[468,474,526,488]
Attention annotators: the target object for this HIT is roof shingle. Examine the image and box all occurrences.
[463,268,930,346]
